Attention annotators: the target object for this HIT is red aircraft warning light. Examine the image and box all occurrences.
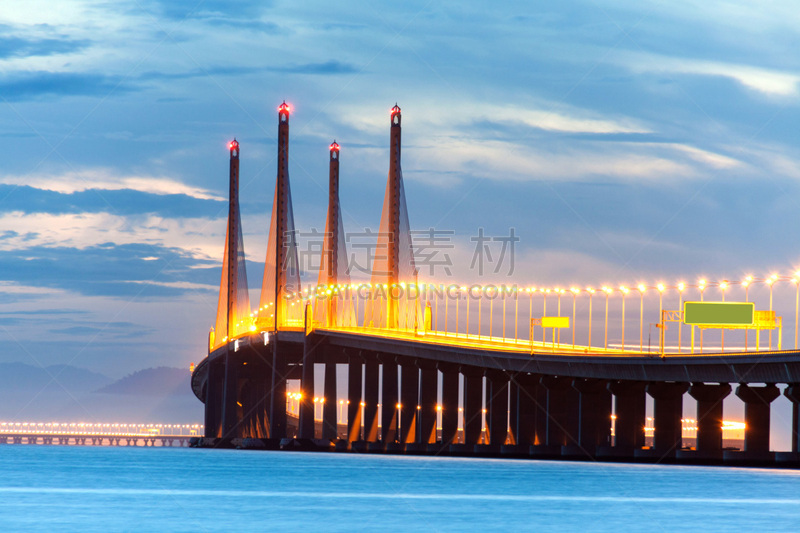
[278,101,291,114]
[229,139,239,150]
[329,140,340,152]
[391,104,401,116]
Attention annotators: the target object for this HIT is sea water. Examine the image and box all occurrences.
[1,446,799,531]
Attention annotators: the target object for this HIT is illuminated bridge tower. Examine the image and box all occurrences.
[299,141,353,440]
[207,139,252,438]
[255,102,303,440]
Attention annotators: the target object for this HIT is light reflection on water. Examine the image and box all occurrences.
[1,446,799,532]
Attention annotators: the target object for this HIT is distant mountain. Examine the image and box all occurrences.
[0,362,112,394]
[96,366,191,396]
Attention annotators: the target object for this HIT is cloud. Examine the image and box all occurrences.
[0,71,136,101]
[616,51,800,97]
[0,34,90,59]
[0,169,225,201]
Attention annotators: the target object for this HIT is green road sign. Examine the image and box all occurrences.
[683,301,754,326]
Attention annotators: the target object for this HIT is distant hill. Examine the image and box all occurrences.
[0,362,112,394]
[96,366,192,396]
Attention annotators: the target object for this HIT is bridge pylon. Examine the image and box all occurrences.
[257,102,302,330]
[367,104,420,330]
[211,139,251,351]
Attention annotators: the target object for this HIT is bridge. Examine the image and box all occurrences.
[191,102,800,466]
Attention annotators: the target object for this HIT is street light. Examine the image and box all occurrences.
[637,284,646,352]
[768,274,777,349]
[587,288,595,348]
[720,281,728,352]
[602,286,612,350]
[570,288,579,348]
[657,283,665,353]
[677,282,685,353]
[620,286,629,350]
[743,276,752,351]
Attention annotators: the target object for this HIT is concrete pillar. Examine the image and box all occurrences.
[347,360,362,442]
[514,373,540,446]
[400,359,419,444]
[298,340,316,439]
[322,363,338,440]
[269,348,287,440]
[418,361,438,444]
[440,363,460,445]
[508,379,519,445]
[646,381,689,454]
[736,383,780,454]
[221,351,241,439]
[204,358,224,438]
[608,380,646,449]
[784,384,800,453]
[689,383,731,453]
[487,370,509,446]
[540,376,576,447]
[573,378,611,452]
[461,366,484,446]
[363,358,380,442]
[380,355,398,443]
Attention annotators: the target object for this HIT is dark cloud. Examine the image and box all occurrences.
[0,185,225,218]
[0,72,137,102]
[0,243,220,298]
[0,33,90,59]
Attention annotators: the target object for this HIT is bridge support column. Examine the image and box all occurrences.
[461,366,484,447]
[269,349,288,440]
[221,350,242,439]
[645,381,689,458]
[204,357,225,438]
[607,380,646,453]
[784,384,800,453]
[568,378,611,457]
[400,359,419,444]
[439,363,459,446]
[487,370,509,447]
[418,361,438,445]
[347,359,362,443]
[298,337,316,440]
[380,355,398,444]
[514,373,540,447]
[364,357,380,442]
[536,376,577,452]
[688,383,731,457]
[322,363,338,440]
[508,378,519,445]
[736,384,780,456]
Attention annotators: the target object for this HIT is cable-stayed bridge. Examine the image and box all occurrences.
[191,103,800,466]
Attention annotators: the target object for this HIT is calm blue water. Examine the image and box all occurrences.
[1,446,799,531]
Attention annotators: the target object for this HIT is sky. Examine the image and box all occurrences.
[1,0,799,391]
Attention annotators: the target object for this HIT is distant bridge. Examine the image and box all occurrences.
[192,103,800,467]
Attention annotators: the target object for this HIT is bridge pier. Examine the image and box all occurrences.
[347,358,363,443]
[439,363,459,446]
[513,373,540,447]
[486,370,508,447]
[221,349,241,439]
[364,357,380,442]
[400,359,419,445]
[270,350,288,440]
[640,381,688,460]
[380,355,398,445]
[460,366,484,448]
[418,361,438,445]
[322,362,338,440]
[784,384,800,453]
[566,378,611,458]
[726,383,781,462]
[298,337,316,440]
[205,357,224,438]
[533,376,577,455]
[602,380,646,458]
[683,383,731,461]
